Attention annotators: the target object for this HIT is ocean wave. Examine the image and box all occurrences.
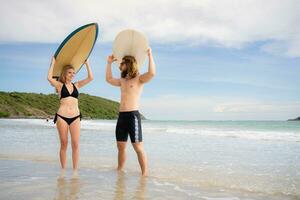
[1,119,299,142]
[164,128,300,142]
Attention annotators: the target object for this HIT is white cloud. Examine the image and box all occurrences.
[140,95,300,120]
[0,0,299,57]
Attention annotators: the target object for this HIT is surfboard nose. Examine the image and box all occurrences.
[52,23,99,79]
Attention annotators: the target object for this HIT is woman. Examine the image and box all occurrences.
[47,57,93,175]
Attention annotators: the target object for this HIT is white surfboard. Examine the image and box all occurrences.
[112,29,149,68]
[52,23,99,79]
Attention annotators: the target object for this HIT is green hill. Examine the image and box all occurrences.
[0,91,124,119]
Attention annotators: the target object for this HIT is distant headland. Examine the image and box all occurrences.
[288,116,300,121]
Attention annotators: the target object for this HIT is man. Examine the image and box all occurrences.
[106,48,155,176]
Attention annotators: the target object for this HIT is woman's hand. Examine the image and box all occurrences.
[84,59,90,66]
[47,56,62,88]
[76,58,94,88]
[51,57,56,67]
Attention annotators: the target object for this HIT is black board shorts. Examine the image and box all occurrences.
[115,110,142,143]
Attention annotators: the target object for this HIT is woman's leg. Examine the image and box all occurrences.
[56,117,69,169]
[69,118,81,170]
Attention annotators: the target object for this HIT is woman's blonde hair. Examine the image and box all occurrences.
[59,65,75,83]
[121,56,138,79]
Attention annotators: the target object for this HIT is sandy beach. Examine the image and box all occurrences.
[0,119,299,199]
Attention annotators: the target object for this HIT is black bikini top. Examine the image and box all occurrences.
[60,83,79,99]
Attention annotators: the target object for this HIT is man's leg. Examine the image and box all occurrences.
[132,142,148,176]
[117,141,127,171]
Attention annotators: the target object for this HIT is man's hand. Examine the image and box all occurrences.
[107,55,117,64]
[147,48,152,57]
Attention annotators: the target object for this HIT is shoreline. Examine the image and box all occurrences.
[0,117,299,122]
[0,158,298,200]
[0,116,105,120]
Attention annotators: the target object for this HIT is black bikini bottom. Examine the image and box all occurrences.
[53,113,82,125]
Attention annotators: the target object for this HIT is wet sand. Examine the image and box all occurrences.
[1,159,297,200]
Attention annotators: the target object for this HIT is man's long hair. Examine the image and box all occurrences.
[121,56,138,79]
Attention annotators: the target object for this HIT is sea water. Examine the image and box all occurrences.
[0,119,299,199]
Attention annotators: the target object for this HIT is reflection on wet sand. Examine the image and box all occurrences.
[114,172,147,200]
[55,177,80,200]
[133,176,147,200]
[113,172,126,200]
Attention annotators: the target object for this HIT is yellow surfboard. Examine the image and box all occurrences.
[113,29,149,68]
[52,23,99,79]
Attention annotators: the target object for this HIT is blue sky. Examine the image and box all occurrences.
[0,0,299,120]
